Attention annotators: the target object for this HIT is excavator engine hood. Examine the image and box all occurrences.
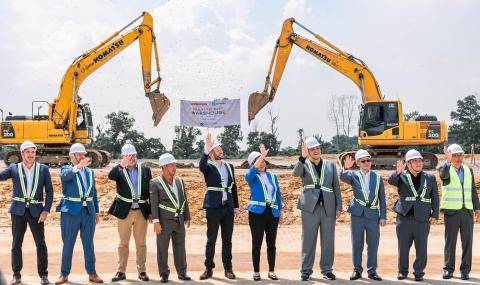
[147,89,170,126]
[248,91,270,122]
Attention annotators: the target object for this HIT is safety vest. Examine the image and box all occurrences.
[13,162,43,205]
[248,173,279,210]
[63,167,94,202]
[157,177,186,217]
[206,160,234,193]
[403,171,431,203]
[441,165,473,210]
[115,164,147,204]
[304,159,333,192]
[353,171,380,209]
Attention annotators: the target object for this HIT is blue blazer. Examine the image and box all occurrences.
[245,166,283,217]
[340,170,387,220]
[0,163,53,217]
[56,164,99,216]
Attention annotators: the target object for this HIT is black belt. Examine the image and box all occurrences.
[221,201,228,206]
[131,208,140,211]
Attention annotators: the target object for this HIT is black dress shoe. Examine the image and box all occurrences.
[111,272,126,282]
[138,272,149,282]
[350,271,362,280]
[461,273,469,280]
[368,272,382,281]
[199,269,212,280]
[414,275,423,282]
[178,274,191,281]
[41,276,50,285]
[301,273,310,281]
[160,273,169,283]
[323,272,336,280]
[397,272,407,280]
[442,270,452,279]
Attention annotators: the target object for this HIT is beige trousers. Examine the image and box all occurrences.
[117,209,148,273]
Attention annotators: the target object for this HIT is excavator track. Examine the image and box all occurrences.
[3,147,111,168]
[338,149,438,170]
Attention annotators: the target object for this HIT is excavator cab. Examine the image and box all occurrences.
[76,104,94,139]
[359,101,400,138]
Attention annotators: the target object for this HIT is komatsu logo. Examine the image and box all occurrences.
[92,39,124,64]
[306,45,331,63]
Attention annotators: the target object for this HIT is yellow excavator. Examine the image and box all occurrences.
[249,18,448,169]
[0,12,170,167]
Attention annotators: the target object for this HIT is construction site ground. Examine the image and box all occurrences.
[1,155,480,284]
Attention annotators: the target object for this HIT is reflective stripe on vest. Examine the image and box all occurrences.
[157,177,186,217]
[248,173,279,210]
[207,160,234,193]
[63,168,94,202]
[304,159,332,192]
[13,163,42,204]
[404,171,431,203]
[353,171,380,209]
[441,165,473,210]
[116,164,146,203]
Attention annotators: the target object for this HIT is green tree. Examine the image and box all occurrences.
[403,110,420,121]
[449,94,480,150]
[246,131,281,155]
[171,126,202,159]
[219,125,243,157]
[90,111,165,158]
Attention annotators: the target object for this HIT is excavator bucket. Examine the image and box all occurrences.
[248,91,271,123]
[146,89,170,126]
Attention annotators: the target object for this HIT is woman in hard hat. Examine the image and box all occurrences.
[245,144,284,281]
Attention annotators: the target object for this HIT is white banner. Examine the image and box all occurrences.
[180,99,241,128]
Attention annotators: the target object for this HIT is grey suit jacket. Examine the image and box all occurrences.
[150,176,191,226]
[293,158,342,216]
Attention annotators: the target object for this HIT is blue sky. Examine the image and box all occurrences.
[1,0,479,149]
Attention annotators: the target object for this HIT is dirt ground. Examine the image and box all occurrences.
[1,155,480,284]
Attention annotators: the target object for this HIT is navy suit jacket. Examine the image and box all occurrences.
[199,153,239,211]
[56,164,99,216]
[0,163,53,217]
[340,169,387,220]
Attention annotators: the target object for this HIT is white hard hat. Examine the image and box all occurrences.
[158,153,176,167]
[354,149,371,161]
[305,137,320,149]
[405,149,423,162]
[447,143,464,155]
[20,141,37,152]
[121,144,137,156]
[209,140,222,153]
[248,151,261,166]
[69,143,87,155]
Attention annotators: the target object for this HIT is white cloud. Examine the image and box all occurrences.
[282,0,312,21]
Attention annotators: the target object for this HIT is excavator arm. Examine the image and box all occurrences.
[52,11,169,130]
[248,18,383,122]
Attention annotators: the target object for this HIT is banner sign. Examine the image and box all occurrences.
[180,99,240,128]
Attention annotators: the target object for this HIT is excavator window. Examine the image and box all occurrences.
[361,102,399,136]
[76,106,86,130]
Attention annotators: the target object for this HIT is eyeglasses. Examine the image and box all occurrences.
[359,159,371,164]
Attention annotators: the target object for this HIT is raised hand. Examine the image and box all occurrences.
[301,142,308,158]
[78,157,91,170]
[396,159,406,174]
[204,133,213,153]
[344,155,355,169]
[443,145,452,163]
[259,144,269,158]
[120,154,130,168]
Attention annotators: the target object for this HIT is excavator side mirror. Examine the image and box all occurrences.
[146,89,170,126]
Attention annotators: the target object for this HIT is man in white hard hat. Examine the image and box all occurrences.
[293,137,342,281]
[55,143,103,285]
[0,141,53,285]
[440,144,480,280]
[199,133,239,280]
[388,149,439,281]
[341,150,386,281]
[108,144,152,282]
[150,153,191,283]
